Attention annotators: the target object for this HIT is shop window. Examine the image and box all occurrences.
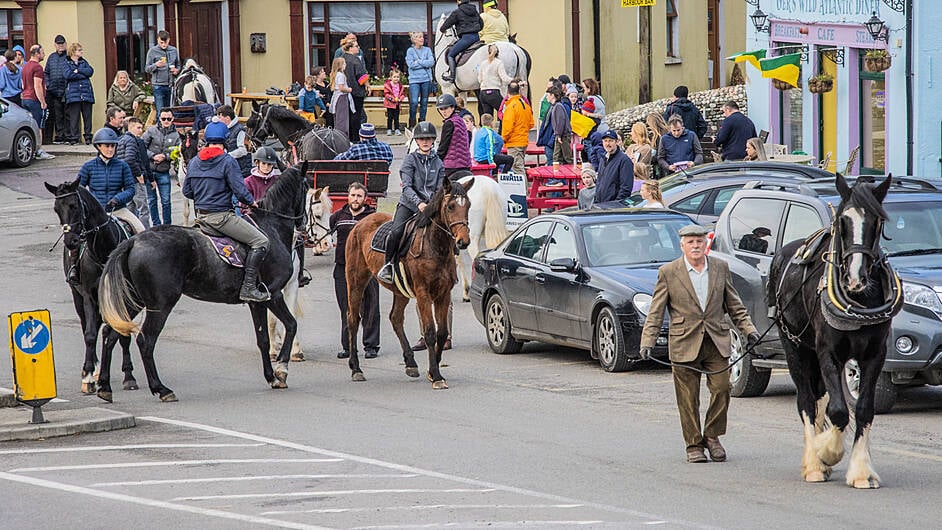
[0,9,24,54]
[859,65,886,174]
[666,0,679,58]
[115,5,159,82]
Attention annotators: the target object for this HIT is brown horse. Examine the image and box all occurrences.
[344,177,474,389]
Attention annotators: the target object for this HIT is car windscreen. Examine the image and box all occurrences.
[884,200,942,256]
[622,174,693,206]
[582,218,691,266]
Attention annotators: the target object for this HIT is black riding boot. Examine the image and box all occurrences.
[444,57,457,82]
[240,247,271,302]
[296,242,311,288]
[377,231,401,284]
[67,248,80,285]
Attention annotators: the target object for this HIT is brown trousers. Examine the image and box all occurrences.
[671,336,731,452]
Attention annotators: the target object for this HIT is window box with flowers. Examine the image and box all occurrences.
[864,49,891,73]
[808,73,834,94]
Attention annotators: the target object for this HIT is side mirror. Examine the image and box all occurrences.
[549,257,578,273]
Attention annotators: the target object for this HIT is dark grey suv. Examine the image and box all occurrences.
[710,177,942,413]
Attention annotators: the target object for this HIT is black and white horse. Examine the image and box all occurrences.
[768,174,902,488]
[173,59,220,105]
[246,103,349,164]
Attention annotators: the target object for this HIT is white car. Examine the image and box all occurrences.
[0,98,40,167]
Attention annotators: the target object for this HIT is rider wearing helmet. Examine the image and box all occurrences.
[376,121,445,284]
[440,0,483,82]
[182,121,271,302]
[242,146,283,211]
[435,94,472,177]
[67,127,145,284]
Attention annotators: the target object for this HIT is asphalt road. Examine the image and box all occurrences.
[1,156,941,529]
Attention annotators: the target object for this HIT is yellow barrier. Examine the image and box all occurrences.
[8,309,57,424]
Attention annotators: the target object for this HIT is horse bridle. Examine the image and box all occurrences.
[56,191,115,240]
[431,192,469,242]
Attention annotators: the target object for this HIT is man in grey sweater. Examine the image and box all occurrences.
[144,30,180,113]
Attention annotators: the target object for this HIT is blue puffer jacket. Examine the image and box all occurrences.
[63,57,95,104]
[77,156,136,208]
[116,132,153,182]
[44,50,69,96]
[182,148,254,212]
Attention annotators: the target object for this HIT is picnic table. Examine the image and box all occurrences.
[768,153,814,164]
[226,92,287,121]
[503,141,583,167]
[526,164,582,213]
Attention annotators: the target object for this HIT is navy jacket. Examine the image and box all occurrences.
[43,50,68,96]
[714,111,757,161]
[116,132,153,182]
[77,156,135,208]
[223,121,252,177]
[182,150,255,212]
[595,148,635,204]
[63,57,95,104]
[657,130,703,175]
[663,98,707,138]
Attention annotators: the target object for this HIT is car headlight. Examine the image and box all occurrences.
[633,293,653,316]
[902,282,942,319]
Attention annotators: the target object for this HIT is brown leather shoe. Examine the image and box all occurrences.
[686,447,708,463]
[705,437,727,462]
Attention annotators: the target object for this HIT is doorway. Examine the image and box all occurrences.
[818,55,837,172]
[179,1,224,85]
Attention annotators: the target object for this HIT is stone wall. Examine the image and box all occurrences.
[604,84,748,140]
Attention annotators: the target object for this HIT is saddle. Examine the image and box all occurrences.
[448,40,487,67]
[790,227,829,265]
[195,223,246,268]
[370,217,419,259]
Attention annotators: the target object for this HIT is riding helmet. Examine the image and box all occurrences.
[91,128,119,146]
[253,146,279,165]
[436,93,457,109]
[412,121,437,139]
[204,121,229,144]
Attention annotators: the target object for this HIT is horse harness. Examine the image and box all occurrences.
[52,191,130,266]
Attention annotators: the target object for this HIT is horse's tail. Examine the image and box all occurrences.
[99,239,142,336]
[516,45,532,101]
[481,179,510,250]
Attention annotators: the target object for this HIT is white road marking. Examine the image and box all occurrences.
[92,474,419,487]
[351,522,607,529]
[0,443,263,455]
[10,458,341,472]
[261,504,585,516]
[139,416,708,527]
[173,488,496,502]
[0,471,331,530]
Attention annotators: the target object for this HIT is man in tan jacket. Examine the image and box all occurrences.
[640,224,760,463]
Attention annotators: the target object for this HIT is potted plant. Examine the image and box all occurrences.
[772,78,796,91]
[864,49,891,72]
[808,73,834,94]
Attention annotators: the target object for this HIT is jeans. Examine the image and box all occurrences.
[408,81,431,126]
[147,171,172,225]
[132,182,151,228]
[447,34,480,60]
[153,85,172,113]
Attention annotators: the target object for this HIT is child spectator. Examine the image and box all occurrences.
[383,69,405,135]
[473,113,513,173]
[297,74,327,122]
[577,166,598,209]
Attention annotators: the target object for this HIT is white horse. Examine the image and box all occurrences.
[456,175,510,301]
[173,59,220,105]
[267,187,332,361]
[434,13,530,99]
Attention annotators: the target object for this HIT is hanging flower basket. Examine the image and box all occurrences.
[772,79,796,91]
[808,75,834,94]
[864,52,891,73]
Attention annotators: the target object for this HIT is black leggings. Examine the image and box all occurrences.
[386,108,400,131]
[478,89,503,120]
[385,204,416,264]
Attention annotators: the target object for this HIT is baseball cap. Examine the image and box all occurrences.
[54,35,66,44]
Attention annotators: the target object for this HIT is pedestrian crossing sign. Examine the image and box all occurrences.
[8,309,57,403]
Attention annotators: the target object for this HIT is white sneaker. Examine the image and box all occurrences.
[36,150,56,160]
[394,129,402,136]
[387,129,394,136]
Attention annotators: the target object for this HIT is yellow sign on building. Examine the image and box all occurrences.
[9,309,57,403]
[622,0,656,7]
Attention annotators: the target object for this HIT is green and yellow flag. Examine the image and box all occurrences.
[759,53,801,87]
[727,49,766,71]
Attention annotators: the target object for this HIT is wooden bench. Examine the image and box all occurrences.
[306,159,390,212]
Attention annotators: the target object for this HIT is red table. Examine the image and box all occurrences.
[502,141,582,167]
[526,164,583,213]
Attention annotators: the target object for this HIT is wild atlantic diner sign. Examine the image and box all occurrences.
[772,0,883,18]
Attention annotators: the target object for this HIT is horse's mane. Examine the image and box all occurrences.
[418,179,467,227]
[265,104,312,129]
[257,165,306,213]
[841,176,889,221]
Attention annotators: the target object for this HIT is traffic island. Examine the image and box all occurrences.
[0,389,16,408]
[0,406,135,442]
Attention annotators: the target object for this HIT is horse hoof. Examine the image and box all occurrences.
[271,379,288,389]
[352,372,366,382]
[405,367,420,378]
[462,296,470,303]
[852,478,880,489]
[426,372,433,383]
[432,380,449,390]
[805,469,830,483]
[81,382,96,394]
[159,392,178,402]
[97,391,113,403]
[290,352,305,362]
[123,380,139,391]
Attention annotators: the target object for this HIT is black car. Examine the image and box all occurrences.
[596,161,834,226]
[469,208,766,372]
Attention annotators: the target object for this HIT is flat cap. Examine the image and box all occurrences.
[678,224,710,237]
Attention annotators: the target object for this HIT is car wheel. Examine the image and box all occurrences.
[729,324,771,397]
[842,359,897,415]
[596,307,633,372]
[485,294,522,354]
[11,129,35,168]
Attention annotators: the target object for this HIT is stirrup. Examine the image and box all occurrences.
[377,263,394,283]
[297,269,312,288]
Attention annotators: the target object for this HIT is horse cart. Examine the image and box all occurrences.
[306,160,389,213]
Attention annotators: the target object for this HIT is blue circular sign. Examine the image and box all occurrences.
[14,318,50,355]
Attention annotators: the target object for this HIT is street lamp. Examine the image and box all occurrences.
[750,8,770,33]
[865,12,889,43]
